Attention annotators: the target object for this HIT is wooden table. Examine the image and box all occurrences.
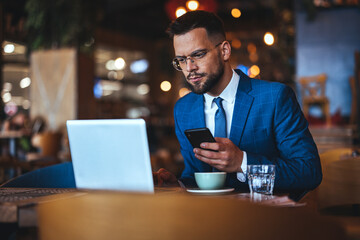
[0,187,304,227]
[0,187,187,226]
[0,187,346,239]
[37,189,345,240]
[0,188,82,227]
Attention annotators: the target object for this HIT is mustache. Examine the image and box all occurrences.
[187,72,206,80]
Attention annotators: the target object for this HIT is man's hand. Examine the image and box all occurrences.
[194,137,244,172]
[152,168,179,187]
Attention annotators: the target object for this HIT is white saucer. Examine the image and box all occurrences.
[186,188,235,194]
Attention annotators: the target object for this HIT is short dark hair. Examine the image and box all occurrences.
[167,10,226,41]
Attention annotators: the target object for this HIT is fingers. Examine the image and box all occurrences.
[157,174,164,186]
[199,137,230,151]
[199,142,222,151]
[194,147,224,159]
[194,138,243,173]
[157,168,168,174]
[194,152,225,166]
[154,168,178,186]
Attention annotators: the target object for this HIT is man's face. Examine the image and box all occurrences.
[173,28,224,94]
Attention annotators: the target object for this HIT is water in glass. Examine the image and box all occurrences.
[247,165,275,195]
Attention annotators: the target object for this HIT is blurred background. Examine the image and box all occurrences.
[0,0,360,182]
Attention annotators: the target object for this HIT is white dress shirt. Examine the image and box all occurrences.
[203,70,247,182]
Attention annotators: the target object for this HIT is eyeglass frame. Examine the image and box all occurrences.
[172,41,224,71]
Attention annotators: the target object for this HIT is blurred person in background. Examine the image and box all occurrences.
[1,112,47,159]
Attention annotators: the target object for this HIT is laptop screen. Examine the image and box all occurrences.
[66,119,154,193]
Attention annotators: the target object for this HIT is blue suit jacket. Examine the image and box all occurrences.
[174,70,322,193]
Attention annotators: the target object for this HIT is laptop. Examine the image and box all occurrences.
[66,119,154,193]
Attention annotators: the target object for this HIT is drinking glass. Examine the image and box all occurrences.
[247,165,275,195]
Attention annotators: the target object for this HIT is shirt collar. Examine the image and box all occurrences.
[204,69,240,108]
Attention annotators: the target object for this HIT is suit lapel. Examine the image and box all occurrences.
[185,94,211,172]
[230,70,254,147]
[186,94,206,129]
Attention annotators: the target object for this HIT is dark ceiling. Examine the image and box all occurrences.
[1,0,291,41]
[102,0,284,40]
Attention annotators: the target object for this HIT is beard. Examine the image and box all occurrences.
[185,60,224,95]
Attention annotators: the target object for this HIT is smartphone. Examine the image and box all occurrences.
[184,128,216,149]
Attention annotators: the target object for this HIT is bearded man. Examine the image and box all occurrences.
[156,10,321,198]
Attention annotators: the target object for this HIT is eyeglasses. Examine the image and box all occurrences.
[172,42,223,71]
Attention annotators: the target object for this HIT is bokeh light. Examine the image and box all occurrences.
[264,32,275,46]
[107,71,118,80]
[249,65,260,77]
[249,53,258,63]
[247,43,257,53]
[20,77,31,88]
[231,8,241,18]
[160,81,171,92]
[22,100,31,110]
[176,7,187,18]
[186,1,199,11]
[179,87,191,97]
[3,82,12,91]
[130,59,149,74]
[105,60,115,70]
[2,92,12,103]
[114,57,126,70]
[237,64,249,76]
[116,71,125,80]
[231,39,241,49]
[137,84,150,95]
[4,44,15,53]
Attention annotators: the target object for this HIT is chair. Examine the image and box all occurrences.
[299,73,331,125]
[318,158,360,209]
[26,131,63,169]
[303,148,356,208]
[0,162,75,188]
[317,148,360,212]
[300,148,354,208]
[301,148,360,239]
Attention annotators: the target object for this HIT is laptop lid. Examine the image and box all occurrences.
[66,119,154,193]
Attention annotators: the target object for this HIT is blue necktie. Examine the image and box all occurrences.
[214,97,227,138]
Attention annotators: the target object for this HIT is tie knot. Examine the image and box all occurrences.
[213,97,223,108]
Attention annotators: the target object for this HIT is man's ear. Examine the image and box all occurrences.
[221,41,231,61]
